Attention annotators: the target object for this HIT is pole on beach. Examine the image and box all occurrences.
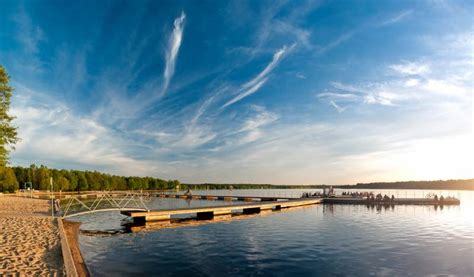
[50,177,54,219]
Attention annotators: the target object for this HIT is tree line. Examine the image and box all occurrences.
[0,164,180,193]
[335,179,474,190]
[181,179,473,190]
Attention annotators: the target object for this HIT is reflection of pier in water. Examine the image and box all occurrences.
[126,208,282,233]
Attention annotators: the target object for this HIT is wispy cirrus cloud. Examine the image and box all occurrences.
[9,6,45,74]
[330,101,347,113]
[222,44,294,108]
[389,61,430,75]
[162,12,186,95]
[10,82,170,176]
[319,40,472,112]
[13,6,44,55]
[382,9,413,26]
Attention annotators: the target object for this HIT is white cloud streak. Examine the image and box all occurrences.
[222,44,293,108]
[382,10,413,26]
[162,12,186,95]
[390,61,430,75]
[330,101,347,113]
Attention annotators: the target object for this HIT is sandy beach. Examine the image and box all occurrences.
[0,195,64,276]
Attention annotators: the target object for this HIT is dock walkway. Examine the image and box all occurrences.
[156,193,294,202]
[323,197,460,205]
[122,198,322,222]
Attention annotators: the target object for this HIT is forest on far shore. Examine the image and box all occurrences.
[0,164,472,193]
[185,179,473,190]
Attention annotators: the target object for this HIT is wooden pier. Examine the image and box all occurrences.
[323,197,460,205]
[121,198,322,223]
[156,193,294,202]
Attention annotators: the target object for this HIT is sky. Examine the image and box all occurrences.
[0,0,472,185]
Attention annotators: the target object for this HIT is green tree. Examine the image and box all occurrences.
[56,176,70,191]
[36,165,51,190]
[76,171,88,192]
[67,171,78,191]
[12,166,28,189]
[0,66,19,166]
[0,167,19,193]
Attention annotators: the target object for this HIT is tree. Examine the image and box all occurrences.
[67,171,78,191]
[56,176,70,191]
[76,171,88,192]
[12,166,28,189]
[0,167,19,193]
[36,165,51,190]
[0,65,19,166]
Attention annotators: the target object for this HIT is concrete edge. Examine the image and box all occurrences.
[58,218,79,277]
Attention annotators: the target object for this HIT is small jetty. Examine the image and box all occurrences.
[324,197,460,205]
[157,193,295,202]
[121,198,322,223]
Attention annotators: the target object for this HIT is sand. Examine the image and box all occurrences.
[0,195,64,276]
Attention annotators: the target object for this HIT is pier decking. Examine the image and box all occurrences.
[323,197,460,205]
[157,193,294,202]
[121,198,322,222]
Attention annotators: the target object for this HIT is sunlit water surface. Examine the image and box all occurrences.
[77,190,474,276]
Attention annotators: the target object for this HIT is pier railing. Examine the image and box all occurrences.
[60,192,150,218]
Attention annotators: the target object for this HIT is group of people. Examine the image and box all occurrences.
[300,191,397,202]
[301,192,322,198]
[433,194,445,201]
[366,193,395,202]
[341,191,369,198]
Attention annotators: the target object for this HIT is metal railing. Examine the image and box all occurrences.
[61,192,150,218]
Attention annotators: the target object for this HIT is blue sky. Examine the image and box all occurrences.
[0,0,472,185]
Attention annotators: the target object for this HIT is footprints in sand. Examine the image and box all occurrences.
[0,196,65,276]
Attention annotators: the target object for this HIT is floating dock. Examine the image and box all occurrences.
[156,193,294,202]
[323,197,460,205]
[121,198,322,223]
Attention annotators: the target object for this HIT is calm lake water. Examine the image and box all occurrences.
[76,189,474,276]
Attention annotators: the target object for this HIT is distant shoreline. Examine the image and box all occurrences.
[183,179,474,191]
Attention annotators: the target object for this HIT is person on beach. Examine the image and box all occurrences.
[54,199,60,215]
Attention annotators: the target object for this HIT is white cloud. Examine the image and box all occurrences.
[382,10,413,26]
[318,92,358,100]
[162,12,186,95]
[222,77,268,108]
[422,79,468,95]
[10,83,169,176]
[390,61,430,75]
[330,101,347,113]
[404,78,420,87]
[295,73,306,79]
[317,30,358,54]
[223,44,294,108]
[238,105,279,133]
[13,7,45,55]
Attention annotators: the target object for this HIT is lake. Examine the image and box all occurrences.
[75,189,474,276]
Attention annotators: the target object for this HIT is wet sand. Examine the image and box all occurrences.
[0,195,64,276]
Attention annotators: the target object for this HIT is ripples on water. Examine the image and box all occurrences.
[77,190,474,276]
